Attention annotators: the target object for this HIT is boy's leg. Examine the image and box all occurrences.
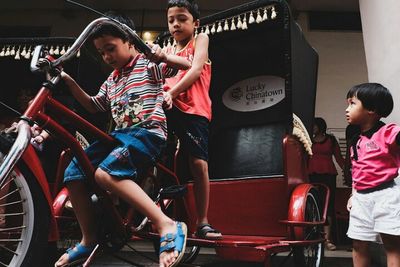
[352,239,371,267]
[94,168,183,267]
[55,180,97,266]
[188,155,209,224]
[381,233,400,266]
[188,155,222,239]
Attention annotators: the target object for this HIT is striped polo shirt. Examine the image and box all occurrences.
[91,54,177,139]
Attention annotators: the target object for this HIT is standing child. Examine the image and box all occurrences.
[163,0,222,240]
[346,83,400,267]
[54,12,191,267]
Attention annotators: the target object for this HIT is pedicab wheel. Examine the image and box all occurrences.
[292,187,324,267]
[0,160,50,267]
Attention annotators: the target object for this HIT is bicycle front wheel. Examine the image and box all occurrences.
[0,160,50,267]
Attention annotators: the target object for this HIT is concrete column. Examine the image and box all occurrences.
[359,0,400,124]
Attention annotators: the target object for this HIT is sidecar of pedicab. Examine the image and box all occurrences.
[156,0,325,266]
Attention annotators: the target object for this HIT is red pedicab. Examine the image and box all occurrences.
[0,0,325,266]
[154,0,325,266]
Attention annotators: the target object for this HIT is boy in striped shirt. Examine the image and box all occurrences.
[55,12,190,267]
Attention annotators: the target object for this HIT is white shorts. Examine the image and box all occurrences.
[347,178,400,243]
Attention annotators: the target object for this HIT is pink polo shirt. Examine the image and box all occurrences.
[351,123,400,190]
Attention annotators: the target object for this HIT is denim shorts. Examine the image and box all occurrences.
[64,127,166,183]
[166,107,209,161]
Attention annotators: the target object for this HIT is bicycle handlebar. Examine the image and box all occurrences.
[33,17,152,72]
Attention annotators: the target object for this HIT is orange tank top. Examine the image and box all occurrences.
[163,39,212,121]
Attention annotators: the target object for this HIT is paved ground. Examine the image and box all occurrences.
[85,241,355,267]
[52,240,388,267]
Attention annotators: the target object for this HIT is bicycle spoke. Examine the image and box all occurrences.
[0,244,18,255]
[0,188,21,201]
[0,226,25,232]
[0,200,24,208]
[0,212,25,217]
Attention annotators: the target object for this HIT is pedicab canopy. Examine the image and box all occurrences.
[163,0,318,180]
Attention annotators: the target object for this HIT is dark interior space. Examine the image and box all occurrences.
[0,40,111,133]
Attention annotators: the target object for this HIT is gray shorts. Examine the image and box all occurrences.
[347,178,400,243]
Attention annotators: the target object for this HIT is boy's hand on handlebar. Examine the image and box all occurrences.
[36,57,52,70]
[37,56,63,78]
[146,43,167,63]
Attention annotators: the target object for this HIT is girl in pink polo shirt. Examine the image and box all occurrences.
[345,83,400,267]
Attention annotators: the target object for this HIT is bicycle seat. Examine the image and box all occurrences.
[159,185,187,199]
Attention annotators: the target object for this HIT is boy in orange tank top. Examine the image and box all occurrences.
[163,0,222,240]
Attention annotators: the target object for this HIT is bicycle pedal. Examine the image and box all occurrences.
[159,185,187,199]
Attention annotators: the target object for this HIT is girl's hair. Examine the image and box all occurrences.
[314,117,327,133]
[347,83,393,117]
[90,11,136,44]
[167,0,200,20]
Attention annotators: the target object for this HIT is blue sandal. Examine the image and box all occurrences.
[159,222,188,267]
[57,243,97,267]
